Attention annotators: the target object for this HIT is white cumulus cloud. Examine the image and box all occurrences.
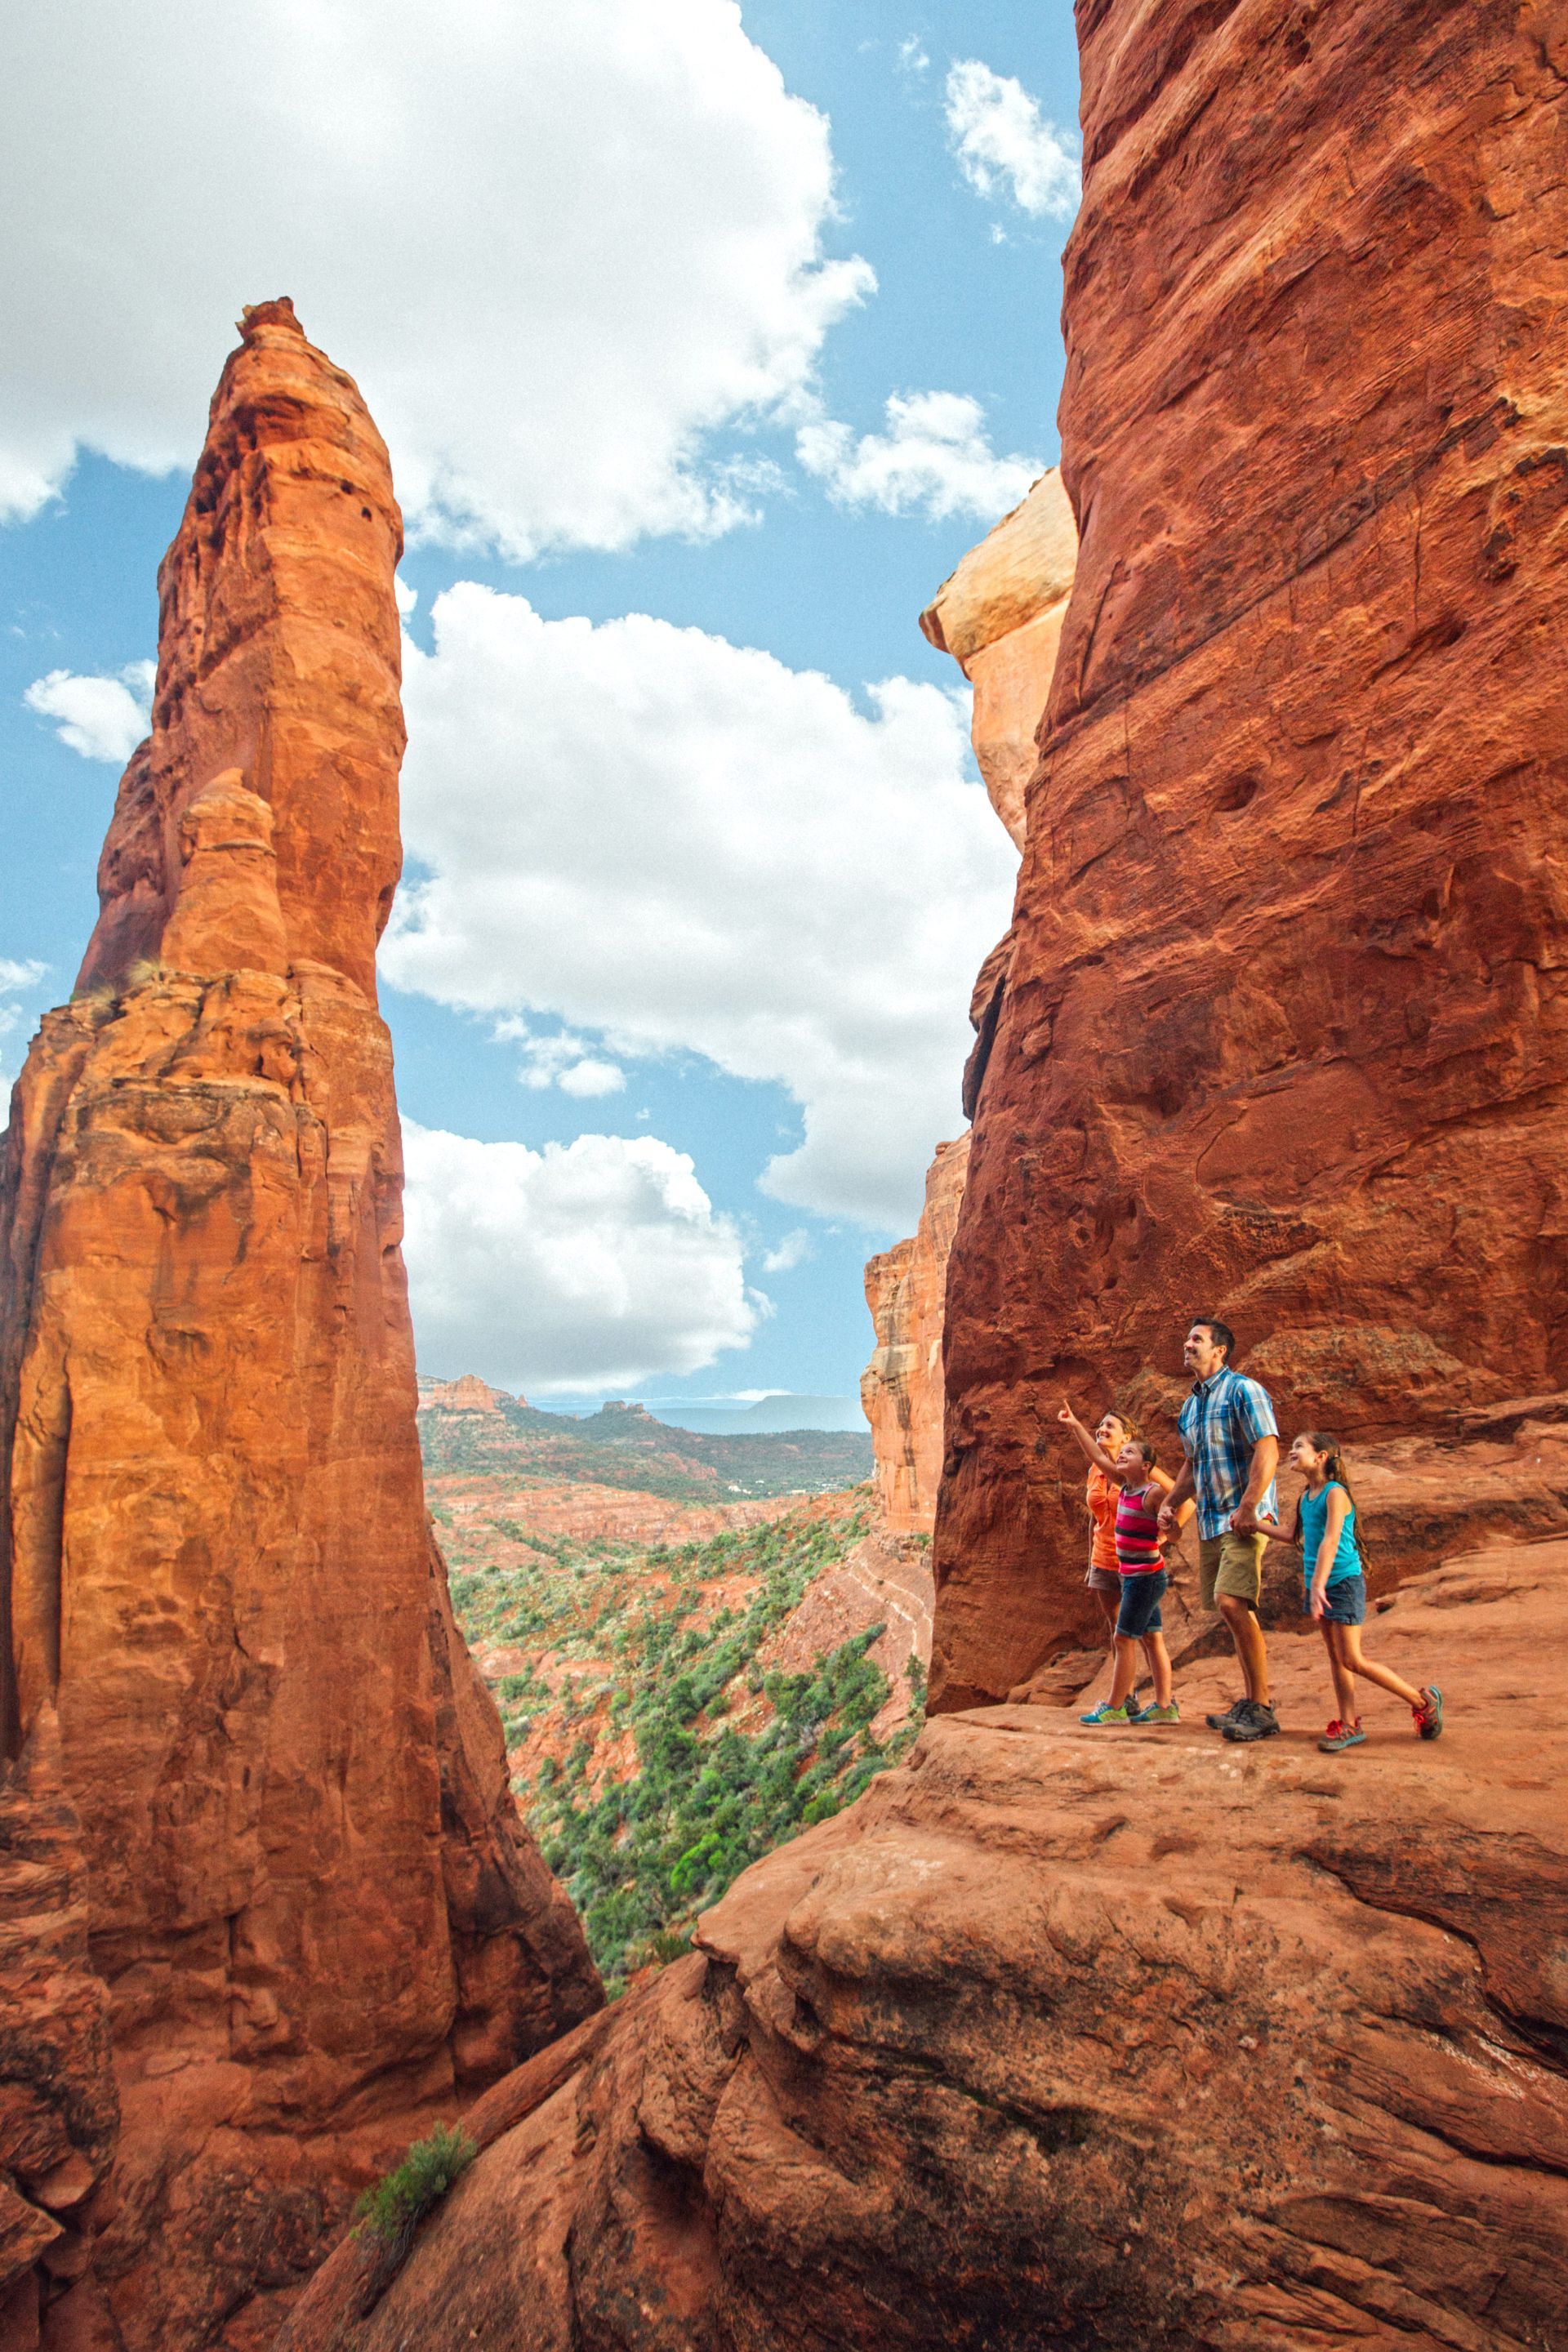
[495,1019,627,1099]
[401,1121,760,1393]
[796,390,1040,521]
[0,0,872,554]
[384,585,1017,1230]
[24,661,154,762]
[945,59,1080,220]
[761,1229,812,1276]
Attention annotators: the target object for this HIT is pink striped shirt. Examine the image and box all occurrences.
[1115,1481,1165,1575]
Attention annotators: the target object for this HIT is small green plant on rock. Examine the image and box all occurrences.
[354,2123,477,2310]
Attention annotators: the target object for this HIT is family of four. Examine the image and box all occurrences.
[1058,1316,1445,1753]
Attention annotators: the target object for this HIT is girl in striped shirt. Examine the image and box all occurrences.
[1060,1403,1188,1726]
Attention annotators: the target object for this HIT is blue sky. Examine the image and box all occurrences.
[0,1,1079,1414]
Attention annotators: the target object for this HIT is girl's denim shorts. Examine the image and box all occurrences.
[1307,1574,1366,1626]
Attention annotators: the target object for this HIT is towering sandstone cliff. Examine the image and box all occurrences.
[933,0,1568,1711]
[0,300,599,2349]
[272,15,1568,2350]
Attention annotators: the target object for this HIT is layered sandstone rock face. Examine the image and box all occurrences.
[860,1135,969,1535]
[920,468,1077,849]
[933,0,1568,1710]
[0,300,599,2349]
[276,1526,1568,2352]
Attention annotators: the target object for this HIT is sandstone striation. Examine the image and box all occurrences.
[0,300,599,2349]
[933,0,1568,1710]
[860,1134,968,1535]
[275,1521,1568,2352]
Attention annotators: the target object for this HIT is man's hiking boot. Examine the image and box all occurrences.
[1222,1699,1281,1744]
[1205,1697,1248,1731]
[1319,1719,1365,1753]
[1414,1685,1444,1740]
[1137,1702,1180,1726]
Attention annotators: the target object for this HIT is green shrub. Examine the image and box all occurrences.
[355,2123,476,2248]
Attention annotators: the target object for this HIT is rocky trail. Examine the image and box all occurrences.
[277,1504,1568,2352]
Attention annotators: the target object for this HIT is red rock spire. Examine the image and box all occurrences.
[76,294,404,1001]
[0,304,599,2349]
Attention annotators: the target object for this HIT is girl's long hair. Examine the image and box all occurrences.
[1289,1433,1369,1565]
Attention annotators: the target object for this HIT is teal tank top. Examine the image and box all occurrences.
[1299,1481,1361,1584]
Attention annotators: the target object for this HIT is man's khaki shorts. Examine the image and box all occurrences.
[1199,1530,1267,1611]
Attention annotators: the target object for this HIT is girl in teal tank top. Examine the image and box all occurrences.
[1298,1478,1361,1588]
[1285,1433,1444,1754]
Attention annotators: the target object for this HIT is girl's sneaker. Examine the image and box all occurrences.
[1080,1700,1138,1726]
[1137,1702,1180,1726]
[1319,1720,1365,1753]
[1414,1686,1444,1740]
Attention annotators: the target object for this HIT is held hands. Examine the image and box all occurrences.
[1227,1504,1279,1536]
[1156,1499,1176,1534]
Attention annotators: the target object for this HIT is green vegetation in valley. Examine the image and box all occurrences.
[448,1502,924,1993]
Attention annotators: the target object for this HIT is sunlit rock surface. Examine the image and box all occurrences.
[0,299,599,2350]
[861,1134,969,1536]
[933,0,1568,1712]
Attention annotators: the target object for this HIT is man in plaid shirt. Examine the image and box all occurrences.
[1158,1317,1281,1743]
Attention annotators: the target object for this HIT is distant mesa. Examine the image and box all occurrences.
[417,1384,871,1437]
[421,1372,520,1414]
[650,1392,867,1436]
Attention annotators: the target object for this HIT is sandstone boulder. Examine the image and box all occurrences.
[920,467,1076,848]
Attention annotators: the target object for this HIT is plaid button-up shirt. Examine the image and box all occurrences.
[1178,1365,1279,1539]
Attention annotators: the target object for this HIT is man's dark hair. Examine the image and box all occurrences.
[1193,1316,1236,1361]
